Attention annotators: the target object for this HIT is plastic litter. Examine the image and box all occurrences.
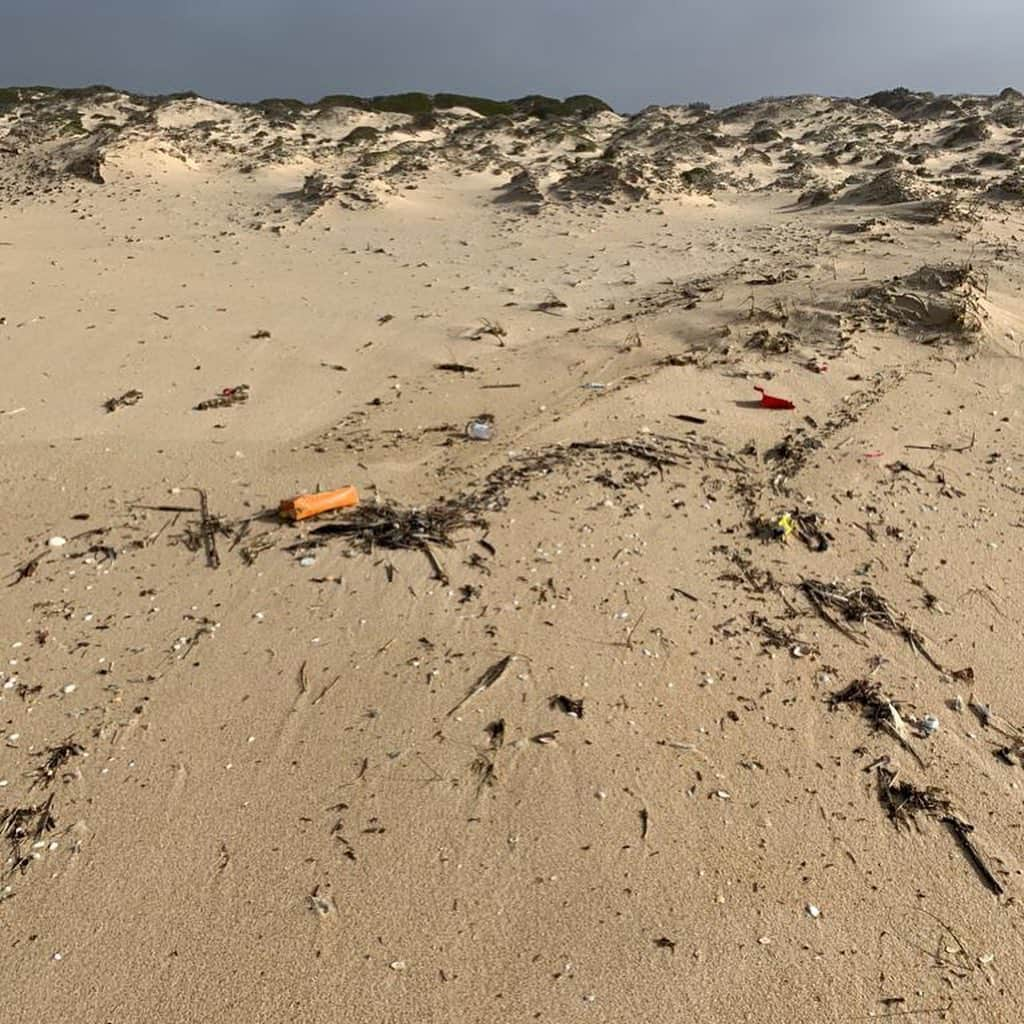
[754,386,795,410]
[465,417,494,441]
[195,384,250,411]
[279,486,359,522]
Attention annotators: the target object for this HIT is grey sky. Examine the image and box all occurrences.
[2,0,1022,112]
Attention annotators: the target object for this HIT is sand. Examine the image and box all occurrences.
[2,85,1024,1021]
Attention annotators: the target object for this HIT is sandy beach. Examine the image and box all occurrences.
[2,86,1024,1021]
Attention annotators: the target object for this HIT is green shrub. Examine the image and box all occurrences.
[510,94,613,118]
[254,97,307,118]
[340,125,380,145]
[368,92,433,115]
[317,94,367,111]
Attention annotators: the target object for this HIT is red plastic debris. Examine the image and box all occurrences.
[754,386,795,410]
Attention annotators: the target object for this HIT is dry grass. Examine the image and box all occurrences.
[800,577,942,669]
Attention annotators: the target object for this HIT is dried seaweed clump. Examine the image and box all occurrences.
[32,739,86,788]
[800,577,941,668]
[1,795,56,877]
[876,765,951,828]
[312,500,483,552]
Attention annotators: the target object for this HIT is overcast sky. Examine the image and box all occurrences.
[3,0,1022,112]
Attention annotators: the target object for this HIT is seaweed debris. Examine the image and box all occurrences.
[469,434,748,512]
[874,766,1004,894]
[103,389,143,413]
[312,500,483,583]
[310,435,746,577]
[876,764,951,827]
[829,679,924,765]
[800,577,942,669]
[1,795,57,877]
[31,739,85,788]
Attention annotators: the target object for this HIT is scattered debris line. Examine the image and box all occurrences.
[800,578,942,670]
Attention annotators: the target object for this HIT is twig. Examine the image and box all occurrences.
[423,543,448,586]
[856,1002,953,1020]
[905,432,975,453]
[942,816,1005,896]
[312,675,340,706]
[447,655,513,717]
[190,487,220,569]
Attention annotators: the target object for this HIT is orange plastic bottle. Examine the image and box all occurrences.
[279,486,359,521]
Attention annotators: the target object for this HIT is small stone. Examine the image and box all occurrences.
[48,536,67,548]
[299,556,316,567]
[389,960,407,971]
[806,904,821,919]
